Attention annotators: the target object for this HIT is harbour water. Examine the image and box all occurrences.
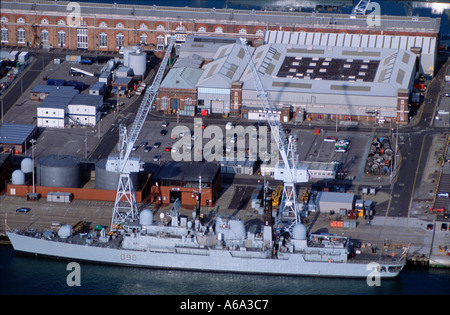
[1,246,450,295]
[1,0,450,296]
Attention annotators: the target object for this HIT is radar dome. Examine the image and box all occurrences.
[292,223,307,240]
[57,225,72,239]
[12,170,25,185]
[139,209,154,226]
[21,158,33,173]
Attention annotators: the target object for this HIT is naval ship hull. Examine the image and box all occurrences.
[7,231,403,278]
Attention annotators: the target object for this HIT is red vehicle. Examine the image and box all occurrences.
[429,207,445,213]
[165,146,171,152]
[201,123,207,129]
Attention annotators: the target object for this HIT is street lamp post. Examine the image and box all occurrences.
[30,139,37,195]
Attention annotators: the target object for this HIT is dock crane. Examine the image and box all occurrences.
[240,38,309,235]
[106,36,176,230]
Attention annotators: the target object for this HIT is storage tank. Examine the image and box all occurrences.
[95,158,138,190]
[21,158,33,173]
[123,46,139,67]
[36,155,80,188]
[128,50,147,76]
[12,170,25,185]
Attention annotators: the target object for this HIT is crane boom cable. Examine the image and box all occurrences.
[240,38,303,230]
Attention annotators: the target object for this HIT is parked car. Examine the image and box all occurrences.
[160,129,167,136]
[153,155,160,162]
[132,145,139,151]
[165,146,171,152]
[437,192,449,198]
[162,121,169,127]
[140,141,148,147]
[16,207,31,213]
[427,224,434,230]
[153,141,161,148]
[441,223,448,231]
[324,136,337,142]
[144,146,151,152]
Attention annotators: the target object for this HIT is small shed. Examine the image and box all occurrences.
[317,191,355,213]
[47,192,73,203]
[0,124,38,154]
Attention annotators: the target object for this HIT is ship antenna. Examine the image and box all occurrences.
[5,213,11,232]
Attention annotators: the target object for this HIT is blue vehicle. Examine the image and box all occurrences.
[16,207,31,213]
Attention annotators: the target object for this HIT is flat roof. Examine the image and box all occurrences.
[69,94,103,107]
[152,162,220,184]
[31,85,77,94]
[318,191,355,204]
[0,123,37,144]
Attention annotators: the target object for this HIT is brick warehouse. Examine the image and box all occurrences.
[1,0,440,54]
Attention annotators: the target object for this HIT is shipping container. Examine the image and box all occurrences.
[343,220,357,228]
[47,78,66,86]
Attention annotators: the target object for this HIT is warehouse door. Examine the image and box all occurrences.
[170,98,180,110]
[211,100,224,114]
[170,191,182,203]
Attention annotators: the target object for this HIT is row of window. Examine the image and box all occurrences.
[1,16,264,35]
[0,27,129,48]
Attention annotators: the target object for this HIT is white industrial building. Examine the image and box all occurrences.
[37,89,79,128]
[37,90,103,128]
[196,43,254,114]
[264,30,437,77]
[67,94,103,126]
[317,191,355,213]
[239,43,416,123]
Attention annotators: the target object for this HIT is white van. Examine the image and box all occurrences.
[225,122,233,130]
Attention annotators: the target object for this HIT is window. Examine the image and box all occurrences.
[40,18,49,25]
[17,27,25,43]
[156,23,165,31]
[116,32,124,48]
[1,27,8,43]
[255,28,264,36]
[185,97,192,106]
[214,26,223,33]
[116,22,124,28]
[99,31,107,47]
[57,19,66,26]
[161,96,168,110]
[175,24,186,42]
[198,25,206,33]
[139,33,147,44]
[57,30,65,47]
[17,17,25,23]
[156,34,164,50]
[77,28,88,49]
[1,16,8,23]
[41,28,49,44]
[99,21,108,28]
[139,23,148,30]
[238,27,247,35]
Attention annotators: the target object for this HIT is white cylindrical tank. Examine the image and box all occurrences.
[12,170,25,185]
[58,225,72,239]
[123,46,139,67]
[128,51,146,76]
[21,158,33,173]
[139,209,153,226]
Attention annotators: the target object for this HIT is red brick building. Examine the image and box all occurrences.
[150,162,221,207]
[1,1,439,54]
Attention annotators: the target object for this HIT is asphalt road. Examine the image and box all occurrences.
[0,53,56,121]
